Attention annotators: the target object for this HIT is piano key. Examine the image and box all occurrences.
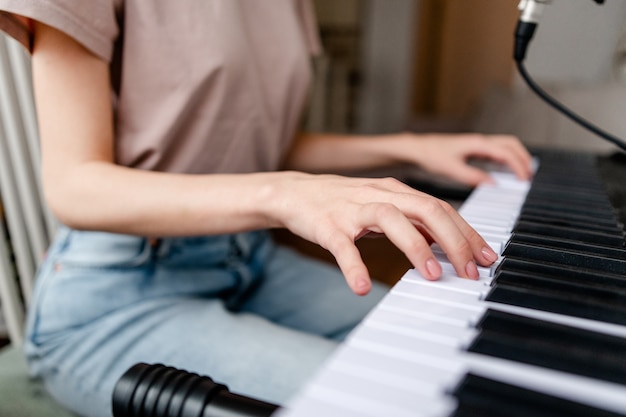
[493,269,626,294]
[458,215,515,229]
[496,258,626,289]
[520,206,620,228]
[486,283,626,326]
[478,309,626,363]
[349,326,461,370]
[440,261,493,280]
[509,232,626,259]
[280,150,626,417]
[365,308,476,345]
[502,241,626,274]
[359,292,626,386]
[513,221,625,246]
[525,188,614,207]
[311,370,455,416]
[431,248,496,277]
[468,309,626,385]
[298,382,453,417]
[516,213,622,234]
[342,315,626,415]
[451,373,626,417]
[395,270,626,338]
[278,395,379,417]
[522,200,618,220]
[331,343,465,390]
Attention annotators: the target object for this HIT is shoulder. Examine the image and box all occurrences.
[0,1,122,61]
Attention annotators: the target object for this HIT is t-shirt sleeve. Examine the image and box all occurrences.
[0,0,119,62]
[297,0,322,56]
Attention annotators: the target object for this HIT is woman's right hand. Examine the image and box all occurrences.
[265,172,499,296]
[30,20,497,289]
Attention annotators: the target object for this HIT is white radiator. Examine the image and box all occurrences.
[0,33,56,346]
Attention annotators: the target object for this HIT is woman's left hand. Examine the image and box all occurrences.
[394,133,533,186]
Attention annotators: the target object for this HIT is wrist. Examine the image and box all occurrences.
[375,132,423,165]
[252,170,311,230]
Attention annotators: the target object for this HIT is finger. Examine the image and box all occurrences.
[501,136,533,168]
[358,202,443,281]
[326,234,372,295]
[483,137,533,180]
[415,224,435,245]
[387,195,483,280]
[438,201,499,267]
[444,162,494,187]
[499,140,533,180]
[351,180,490,279]
[366,183,496,269]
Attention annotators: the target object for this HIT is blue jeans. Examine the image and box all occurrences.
[24,227,387,417]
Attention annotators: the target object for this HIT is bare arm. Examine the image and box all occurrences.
[32,21,284,237]
[32,22,499,296]
[284,131,533,186]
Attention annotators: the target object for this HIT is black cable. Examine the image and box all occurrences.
[513,18,626,153]
[516,60,626,152]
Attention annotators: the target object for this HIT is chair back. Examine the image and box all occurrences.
[0,33,57,347]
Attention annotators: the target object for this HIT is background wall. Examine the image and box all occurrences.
[311,0,626,153]
[356,0,418,134]
[523,0,626,85]
[476,0,626,153]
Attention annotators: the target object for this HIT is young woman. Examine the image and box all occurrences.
[0,2,532,416]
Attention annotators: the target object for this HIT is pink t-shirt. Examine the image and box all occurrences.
[0,0,320,174]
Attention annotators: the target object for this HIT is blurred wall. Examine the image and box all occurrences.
[523,0,626,85]
[411,0,519,119]
[356,0,418,134]
[309,0,626,140]
[472,0,626,153]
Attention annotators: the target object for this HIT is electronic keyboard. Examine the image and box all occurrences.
[277,150,626,417]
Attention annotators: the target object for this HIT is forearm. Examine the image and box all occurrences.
[283,132,410,173]
[44,161,287,237]
[284,131,533,185]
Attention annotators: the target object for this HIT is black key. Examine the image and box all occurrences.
[525,189,614,209]
[486,284,626,326]
[494,258,626,291]
[510,221,626,249]
[468,310,626,385]
[502,242,626,275]
[493,269,626,296]
[521,201,616,219]
[509,233,626,259]
[521,206,620,228]
[598,153,626,233]
[450,373,626,417]
[516,213,621,234]
[492,271,626,300]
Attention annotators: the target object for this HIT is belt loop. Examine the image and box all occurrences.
[148,237,171,258]
[233,232,252,259]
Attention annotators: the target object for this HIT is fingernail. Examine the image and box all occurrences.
[426,258,441,279]
[481,246,498,263]
[465,261,479,280]
[355,277,370,293]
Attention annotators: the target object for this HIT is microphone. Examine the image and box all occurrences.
[518,0,551,24]
[514,0,550,61]
[515,0,605,60]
